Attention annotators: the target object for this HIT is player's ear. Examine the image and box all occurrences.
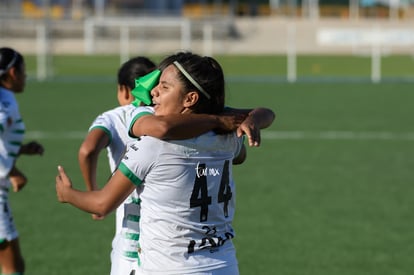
[118,84,131,99]
[4,66,16,81]
[183,91,199,108]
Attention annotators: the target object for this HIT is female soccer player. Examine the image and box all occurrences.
[0,47,44,275]
[78,56,157,275]
[56,51,274,274]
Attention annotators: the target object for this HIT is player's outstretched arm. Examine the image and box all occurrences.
[129,107,275,142]
[129,112,247,140]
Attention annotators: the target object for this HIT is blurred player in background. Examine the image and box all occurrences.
[0,47,44,275]
[78,56,157,275]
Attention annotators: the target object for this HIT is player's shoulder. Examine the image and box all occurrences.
[129,105,154,116]
[0,87,17,106]
[96,105,133,119]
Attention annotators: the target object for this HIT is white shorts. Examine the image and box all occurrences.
[110,250,139,275]
[0,187,18,242]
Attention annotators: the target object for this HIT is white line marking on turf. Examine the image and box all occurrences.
[262,131,414,140]
[26,131,87,139]
[25,130,414,141]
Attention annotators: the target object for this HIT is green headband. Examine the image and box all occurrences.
[131,69,161,106]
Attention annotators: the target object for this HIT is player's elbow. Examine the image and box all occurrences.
[94,200,113,216]
[78,145,97,162]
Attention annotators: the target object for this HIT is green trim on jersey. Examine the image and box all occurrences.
[89,126,112,145]
[131,197,141,204]
[124,232,140,241]
[118,162,142,186]
[128,111,153,138]
[123,251,139,259]
[0,124,3,133]
[126,214,140,222]
[12,129,25,134]
[9,141,22,146]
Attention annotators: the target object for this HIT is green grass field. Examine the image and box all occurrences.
[9,54,414,274]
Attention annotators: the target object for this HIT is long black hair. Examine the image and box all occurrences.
[0,47,24,82]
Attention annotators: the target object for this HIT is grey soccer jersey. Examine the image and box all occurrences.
[89,104,153,261]
[0,87,25,188]
[119,132,244,274]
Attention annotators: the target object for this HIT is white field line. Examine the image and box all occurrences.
[26,131,87,139]
[261,131,414,140]
[26,130,414,141]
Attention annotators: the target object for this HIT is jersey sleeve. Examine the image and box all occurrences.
[118,136,159,186]
[88,111,114,144]
[127,106,154,138]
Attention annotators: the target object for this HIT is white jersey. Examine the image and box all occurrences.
[119,132,244,274]
[88,104,153,266]
[0,87,25,188]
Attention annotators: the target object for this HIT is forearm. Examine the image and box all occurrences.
[56,167,134,217]
[63,188,110,216]
[132,114,221,140]
[78,130,108,191]
[78,152,99,191]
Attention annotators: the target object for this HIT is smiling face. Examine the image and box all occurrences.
[151,64,199,116]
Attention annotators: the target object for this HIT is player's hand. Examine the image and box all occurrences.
[20,141,44,156]
[237,116,261,147]
[56,165,72,203]
[9,166,28,192]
